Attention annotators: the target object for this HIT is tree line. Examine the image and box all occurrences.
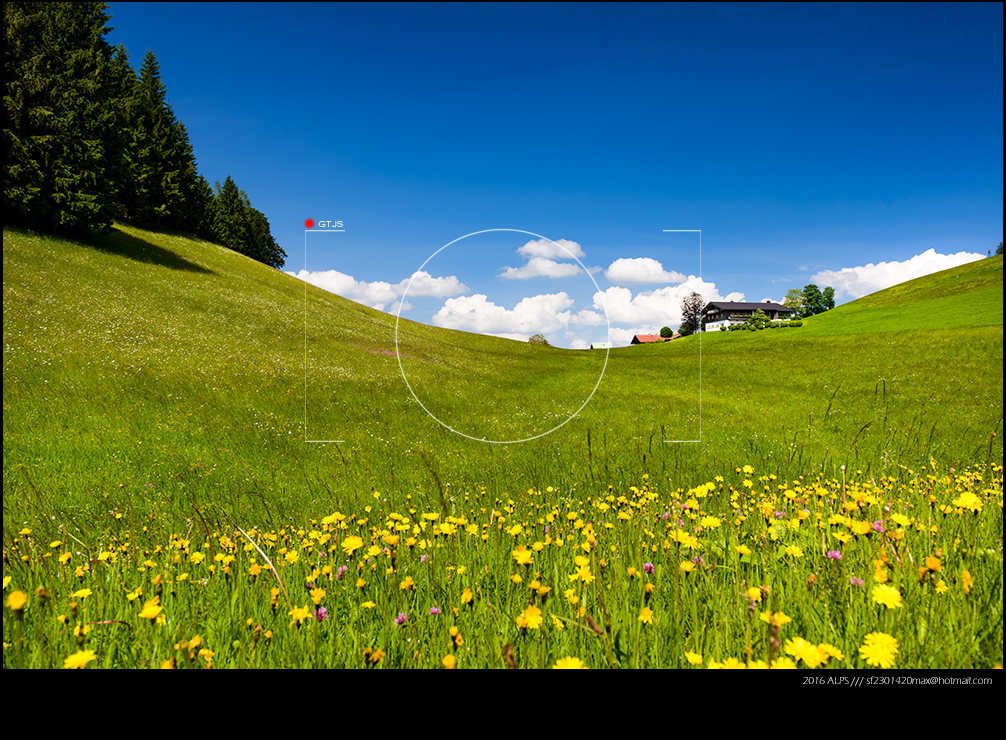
[783,284,835,318]
[3,2,286,268]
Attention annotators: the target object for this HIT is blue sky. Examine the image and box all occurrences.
[106,2,1002,347]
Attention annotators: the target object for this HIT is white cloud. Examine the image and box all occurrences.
[403,270,470,298]
[604,257,686,285]
[812,249,985,300]
[570,309,606,327]
[499,257,582,280]
[286,269,469,312]
[432,292,575,336]
[607,326,638,345]
[388,299,413,315]
[593,276,734,329]
[517,238,585,260]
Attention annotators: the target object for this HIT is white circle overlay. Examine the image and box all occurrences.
[394,229,610,444]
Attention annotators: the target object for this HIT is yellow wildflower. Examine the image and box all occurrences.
[63,649,97,669]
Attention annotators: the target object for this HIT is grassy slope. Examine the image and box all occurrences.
[3,223,1002,535]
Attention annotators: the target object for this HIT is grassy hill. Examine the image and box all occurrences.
[3,223,1002,531]
[3,223,1002,670]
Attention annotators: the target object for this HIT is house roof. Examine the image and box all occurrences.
[703,301,794,314]
[631,334,666,343]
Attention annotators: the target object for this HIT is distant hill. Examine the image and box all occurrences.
[3,223,1002,528]
[795,256,1002,336]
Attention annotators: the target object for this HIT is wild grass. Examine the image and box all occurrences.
[3,223,1002,668]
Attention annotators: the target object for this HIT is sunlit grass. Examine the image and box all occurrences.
[3,224,1002,667]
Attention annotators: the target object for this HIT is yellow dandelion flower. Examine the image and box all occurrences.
[759,611,791,627]
[818,643,844,662]
[63,649,97,669]
[516,605,543,630]
[512,546,533,566]
[7,591,28,612]
[638,606,654,624]
[552,656,587,669]
[951,491,982,513]
[685,651,703,665]
[138,597,163,621]
[770,656,798,669]
[288,604,311,627]
[341,536,364,556]
[442,655,456,669]
[871,583,903,610]
[859,632,898,668]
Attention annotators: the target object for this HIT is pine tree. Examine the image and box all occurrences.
[210,176,285,268]
[129,49,184,225]
[103,43,138,220]
[4,1,120,233]
[212,176,249,253]
[190,173,217,241]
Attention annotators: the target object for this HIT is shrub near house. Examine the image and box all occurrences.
[723,308,803,331]
[703,301,798,331]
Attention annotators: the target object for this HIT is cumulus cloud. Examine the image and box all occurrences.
[593,276,737,330]
[432,292,577,336]
[403,271,470,298]
[607,326,638,346]
[287,269,469,312]
[604,257,686,285]
[516,238,585,260]
[499,257,582,280]
[812,249,985,300]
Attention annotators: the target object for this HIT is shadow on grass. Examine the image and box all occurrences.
[82,222,216,274]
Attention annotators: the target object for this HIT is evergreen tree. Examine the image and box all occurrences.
[4,1,119,233]
[242,198,287,269]
[190,173,217,241]
[5,3,284,265]
[212,176,249,253]
[167,119,205,232]
[209,176,285,268]
[102,43,139,219]
[129,49,187,225]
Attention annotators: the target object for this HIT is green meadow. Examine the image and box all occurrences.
[3,223,1002,669]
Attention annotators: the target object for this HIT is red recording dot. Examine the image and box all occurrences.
[305,219,315,228]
